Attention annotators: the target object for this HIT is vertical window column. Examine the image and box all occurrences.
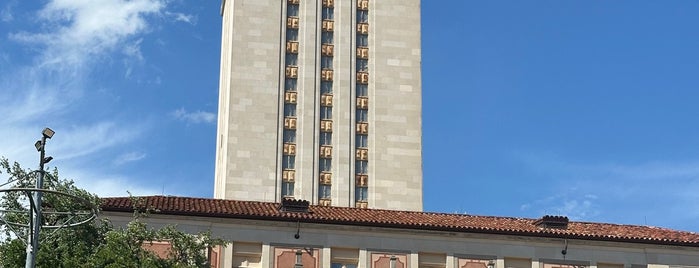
[318,0,335,206]
[282,0,301,200]
[354,0,369,208]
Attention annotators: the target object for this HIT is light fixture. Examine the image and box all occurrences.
[294,249,303,268]
[389,255,397,268]
[43,156,53,164]
[42,128,55,139]
[34,140,43,152]
[487,260,495,268]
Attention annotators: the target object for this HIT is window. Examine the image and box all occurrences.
[319,185,331,199]
[356,84,367,96]
[287,4,299,17]
[287,29,299,41]
[320,158,332,172]
[332,264,358,268]
[356,134,367,148]
[286,53,298,66]
[321,56,333,69]
[284,104,297,117]
[321,106,332,119]
[322,7,334,20]
[355,186,368,201]
[284,130,296,143]
[356,109,368,122]
[282,155,295,169]
[282,181,294,197]
[357,10,368,23]
[321,81,333,94]
[320,132,332,145]
[356,35,368,47]
[285,79,297,91]
[355,160,367,174]
[356,58,368,72]
[322,32,334,44]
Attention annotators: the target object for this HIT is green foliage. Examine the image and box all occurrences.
[0,158,225,267]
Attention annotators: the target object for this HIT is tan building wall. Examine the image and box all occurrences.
[214,0,423,211]
[103,212,699,268]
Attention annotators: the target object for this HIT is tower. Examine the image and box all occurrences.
[214,0,422,211]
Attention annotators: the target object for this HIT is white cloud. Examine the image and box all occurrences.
[114,151,147,166]
[516,152,699,228]
[166,11,197,25]
[10,0,164,67]
[0,1,16,22]
[0,0,175,198]
[172,108,216,124]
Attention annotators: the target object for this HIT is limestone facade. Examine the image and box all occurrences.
[214,0,423,211]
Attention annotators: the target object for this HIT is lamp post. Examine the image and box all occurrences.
[25,127,54,268]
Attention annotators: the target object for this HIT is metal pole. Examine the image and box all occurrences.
[25,134,47,268]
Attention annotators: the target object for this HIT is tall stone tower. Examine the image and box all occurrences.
[214,0,422,211]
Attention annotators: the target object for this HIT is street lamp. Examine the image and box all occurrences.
[25,127,54,268]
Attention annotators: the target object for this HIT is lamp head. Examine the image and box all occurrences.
[43,156,54,164]
[42,128,55,139]
[34,140,43,151]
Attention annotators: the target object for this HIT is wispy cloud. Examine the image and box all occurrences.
[165,11,197,25]
[0,1,16,22]
[172,108,216,124]
[114,151,147,166]
[0,0,182,198]
[9,0,164,69]
[516,152,699,228]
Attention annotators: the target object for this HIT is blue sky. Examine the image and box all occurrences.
[1,1,698,233]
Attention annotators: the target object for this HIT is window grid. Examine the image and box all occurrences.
[354,0,369,206]
[281,0,300,200]
[319,0,334,205]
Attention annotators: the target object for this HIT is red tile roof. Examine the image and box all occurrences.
[100,196,699,247]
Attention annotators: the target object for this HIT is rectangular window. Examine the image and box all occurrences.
[287,29,299,41]
[355,160,368,174]
[320,158,332,172]
[356,134,367,148]
[282,181,294,197]
[356,59,368,72]
[356,84,368,96]
[321,82,333,94]
[284,130,296,143]
[357,10,368,23]
[332,264,358,268]
[286,53,298,66]
[356,109,368,122]
[319,185,331,199]
[287,4,299,16]
[285,79,297,91]
[355,187,368,201]
[322,32,334,44]
[321,56,333,69]
[320,132,332,145]
[322,7,334,20]
[284,104,297,117]
[321,106,332,119]
[356,35,368,47]
[282,155,296,169]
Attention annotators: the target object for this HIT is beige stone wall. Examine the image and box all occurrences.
[103,212,699,268]
[215,0,423,211]
[215,0,285,202]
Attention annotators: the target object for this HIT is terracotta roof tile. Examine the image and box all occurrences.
[100,196,699,247]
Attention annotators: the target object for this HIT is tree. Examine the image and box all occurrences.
[0,158,224,268]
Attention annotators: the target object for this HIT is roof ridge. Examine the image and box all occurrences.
[99,195,699,246]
